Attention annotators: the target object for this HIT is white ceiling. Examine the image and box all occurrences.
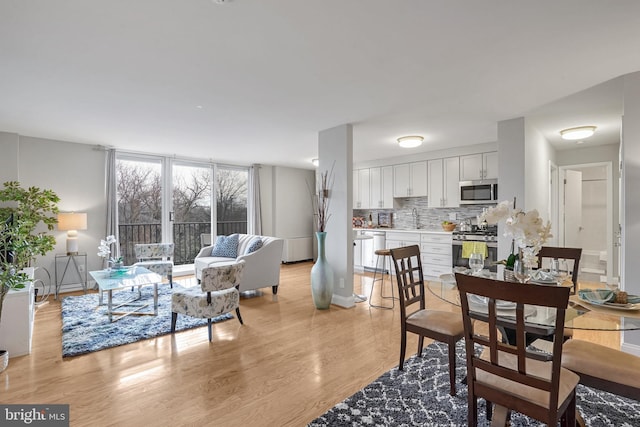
[1,1,639,169]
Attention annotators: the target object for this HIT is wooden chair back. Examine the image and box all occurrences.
[536,246,582,294]
[455,273,576,426]
[390,245,425,318]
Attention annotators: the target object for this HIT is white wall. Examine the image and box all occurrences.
[272,166,314,239]
[319,124,354,308]
[0,133,107,291]
[0,132,19,182]
[622,72,640,351]
[497,117,526,261]
[524,122,554,221]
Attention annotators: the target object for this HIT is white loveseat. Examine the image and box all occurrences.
[194,234,284,294]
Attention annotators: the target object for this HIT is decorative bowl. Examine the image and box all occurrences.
[442,223,456,232]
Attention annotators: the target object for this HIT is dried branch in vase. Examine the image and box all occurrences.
[308,163,335,232]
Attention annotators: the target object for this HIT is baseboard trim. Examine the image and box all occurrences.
[621,339,640,357]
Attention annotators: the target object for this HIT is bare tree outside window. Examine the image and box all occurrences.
[216,167,247,235]
[116,158,249,265]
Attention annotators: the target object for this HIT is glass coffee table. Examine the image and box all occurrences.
[89,266,163,322]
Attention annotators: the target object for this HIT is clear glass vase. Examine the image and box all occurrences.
[310,231,334,309]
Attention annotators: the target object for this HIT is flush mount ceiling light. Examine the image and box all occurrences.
[397,135,424,148]
[560,126,596,140]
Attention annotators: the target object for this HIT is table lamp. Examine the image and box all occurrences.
[58,212,88,255]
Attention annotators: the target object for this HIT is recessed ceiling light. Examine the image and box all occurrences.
[397,135,424,148]
[311,158,319,167]
[560,126,596,140]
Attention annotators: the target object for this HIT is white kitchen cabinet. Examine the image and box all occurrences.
[483,151,498,179]
[427,157,460,208]
[386,232,421,274]
[393,161,427,197]
[460,152,498,181]
[353,235,364,270]
[370,166,394,209]
[353,168,371,209]
[420,233,453,277]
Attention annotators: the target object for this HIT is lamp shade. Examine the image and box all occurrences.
[57,213,88,231]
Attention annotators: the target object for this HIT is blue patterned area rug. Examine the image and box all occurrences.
[61,281,233,357]
[309,341,640,426]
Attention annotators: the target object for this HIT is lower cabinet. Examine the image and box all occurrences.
[420,233,453,277]
[386,232,421,275]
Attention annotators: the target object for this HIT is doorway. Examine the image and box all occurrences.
[558,162,615,284]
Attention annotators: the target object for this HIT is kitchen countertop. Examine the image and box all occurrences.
[353,228,453,234]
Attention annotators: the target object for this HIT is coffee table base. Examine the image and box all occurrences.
[98,284,159,322]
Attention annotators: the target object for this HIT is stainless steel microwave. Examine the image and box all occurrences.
[459,179,498,205]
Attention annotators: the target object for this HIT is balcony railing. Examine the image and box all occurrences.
[118,221,247,265]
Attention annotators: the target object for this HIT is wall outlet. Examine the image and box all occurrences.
[339,277,345,288]
[449,213,457,220]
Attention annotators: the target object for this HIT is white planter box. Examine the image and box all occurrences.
[0,269,35,358]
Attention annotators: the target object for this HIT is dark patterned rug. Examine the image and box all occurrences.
[61,280,233,357]
[309,341,640,426]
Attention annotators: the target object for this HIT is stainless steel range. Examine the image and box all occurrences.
[452,225,498,271]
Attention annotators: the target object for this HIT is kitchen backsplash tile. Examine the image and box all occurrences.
[354,197,493,230]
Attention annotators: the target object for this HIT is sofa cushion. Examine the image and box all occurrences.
[245,237,263,254]
[211,234,239,257]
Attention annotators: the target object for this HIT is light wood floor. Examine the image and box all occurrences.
[2,263,619,426]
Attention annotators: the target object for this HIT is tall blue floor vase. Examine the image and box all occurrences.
[310,232,334,309]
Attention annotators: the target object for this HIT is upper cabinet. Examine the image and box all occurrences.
[459,151,498,181]
[353,168,371,209]
[428,157,460,207]
[393,161,427,197]
[370,166,394,209]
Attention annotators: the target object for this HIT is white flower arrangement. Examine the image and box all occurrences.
[479,200,552,268]
[98,235,122,265]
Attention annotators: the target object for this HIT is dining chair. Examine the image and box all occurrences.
[562,339,640,401]
[536,246,582,294]
[455,273,579,426]
[390,245,464,396]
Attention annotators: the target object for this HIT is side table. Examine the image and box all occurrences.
[54,253,88,299]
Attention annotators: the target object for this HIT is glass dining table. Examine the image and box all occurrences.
[431,271,640,333]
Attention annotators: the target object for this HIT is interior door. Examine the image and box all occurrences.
[564,169,583,247]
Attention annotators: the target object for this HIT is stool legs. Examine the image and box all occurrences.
[369,254,395,309]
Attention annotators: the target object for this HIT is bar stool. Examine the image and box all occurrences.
[369,248,396,309]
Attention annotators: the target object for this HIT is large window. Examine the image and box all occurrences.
[116,157,163,263]
[216,166,248,235]
[115,156,249,265]
[172,163,212,265]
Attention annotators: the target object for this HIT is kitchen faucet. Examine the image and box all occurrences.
[412,208,420,229]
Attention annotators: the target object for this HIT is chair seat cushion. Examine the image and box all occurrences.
[172,287,239,319]
[562,339,640,390]
[407,310,464,336]
[477,348,579,410]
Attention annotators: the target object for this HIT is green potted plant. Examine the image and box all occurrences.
[0,181,59,371]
